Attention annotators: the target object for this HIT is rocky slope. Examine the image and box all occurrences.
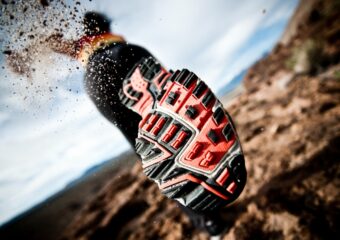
[61,0,340,239]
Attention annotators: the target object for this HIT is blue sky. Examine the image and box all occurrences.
[0,0,298,225]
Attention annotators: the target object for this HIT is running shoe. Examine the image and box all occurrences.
[119,57,246,212]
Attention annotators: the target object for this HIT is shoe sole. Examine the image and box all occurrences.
[119,57,246,212]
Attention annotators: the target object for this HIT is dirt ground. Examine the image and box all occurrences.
[60,0,340,239]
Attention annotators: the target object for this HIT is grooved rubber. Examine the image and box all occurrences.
[119,57,246,212]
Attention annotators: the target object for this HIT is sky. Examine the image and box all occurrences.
[0,0,298,225]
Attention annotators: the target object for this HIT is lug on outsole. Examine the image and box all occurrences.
[119,60,246,212]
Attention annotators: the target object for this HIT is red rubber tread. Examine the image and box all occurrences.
[119,57,246,212]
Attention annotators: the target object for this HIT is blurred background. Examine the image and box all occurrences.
[0,0,339,239]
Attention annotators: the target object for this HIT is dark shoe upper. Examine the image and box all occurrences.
[84,42,153,144]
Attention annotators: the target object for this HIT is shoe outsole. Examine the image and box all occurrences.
[119,57,246,212]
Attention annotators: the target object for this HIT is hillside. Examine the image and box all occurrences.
[61,0,340,239]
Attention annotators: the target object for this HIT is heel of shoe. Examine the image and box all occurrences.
[119,57,170,116]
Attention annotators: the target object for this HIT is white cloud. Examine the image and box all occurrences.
[196,16,263,89]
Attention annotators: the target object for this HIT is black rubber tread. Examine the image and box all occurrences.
[192,193,215,211]
[144,148,162,161]
[168,181,198,199]
[162,181,189,197]
[228,155,246,183]
[186,186,208,208]
[145,159,173,180]
[213,107,224,125]
[193,81,207,98]
[201,197,224,212]
[144,61,161,80]
[207,129,219,144]
[185,106,198,119]
[161,167,187,181]
[222,123,234,141]
[202,90,215,107]
[174,69,190,83]
[183,72,197,89]
[166,91,178,105]
[167,70,180,82]
[135,139,154,156]
[120,67,246,213]
[156,72,167,84]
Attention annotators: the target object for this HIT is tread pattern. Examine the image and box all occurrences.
[119,57,246,212]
